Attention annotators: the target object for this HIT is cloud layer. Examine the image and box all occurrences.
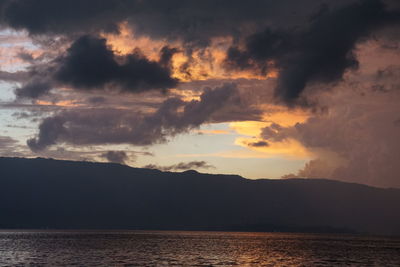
[0,0,399,188]
[26,83,260,151]
[226,0,400,104]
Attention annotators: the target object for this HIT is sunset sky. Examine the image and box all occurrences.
[0,0,399,188]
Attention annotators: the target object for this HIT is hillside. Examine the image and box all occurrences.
[1,157,399,235]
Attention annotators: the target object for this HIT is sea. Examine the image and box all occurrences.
[0,231,399,266]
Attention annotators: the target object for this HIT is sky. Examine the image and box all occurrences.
[0,0,399,188]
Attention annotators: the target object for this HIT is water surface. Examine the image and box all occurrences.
[0,231,399,266]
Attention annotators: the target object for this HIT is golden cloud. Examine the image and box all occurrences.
[102,22,278,82]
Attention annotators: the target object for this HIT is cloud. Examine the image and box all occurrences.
[143,161,215,171]
[6,0,398,103]
[373,65,400,92]
[275,48,400,188]
[55,35,178,92]
[101,150,129,164]
[14,35,178,99]
[247,140,269,147]
[281,158,344,180]
[86,96,107,104]
[0,0,124,34]
[11,61,58,99]
[260,123,292,142]
[27,116,67,152]
[269,98,400,188]
[0,70,29,82]
[0,135,24,157]
[0,135,18,149]
[158,46,180,68]
[289,103,400,188]
[26,83,259,151]
[0,0,330,42]
[1,0,400,189]
[225,0,400,105]
[14,80,52,98]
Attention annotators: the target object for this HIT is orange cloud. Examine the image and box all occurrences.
[196,129,232,135]
[169,88,201,101]
[102,22,278,82]
[35,100,81,107]
[230,121,270,137]
[228,107,311,158]
[261,105,310,126]
[102,22,167,60]
[235,137,312,159]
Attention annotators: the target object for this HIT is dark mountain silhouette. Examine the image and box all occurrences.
[1,157,399,235]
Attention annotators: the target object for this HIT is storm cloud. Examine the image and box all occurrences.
[0,0,125,34]
[225,0,400,104]
[5,0,398,103]
[14,34,178,98]
[0,0,337,42]
[55,35,178,92]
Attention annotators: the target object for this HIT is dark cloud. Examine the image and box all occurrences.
[101,151,129,164]
[0,0,332,43]
[12,61,57,99]
[27,83,259,151]
[13,35,178,98]
[143,161,215,171]
[27,116,67,152]
[55,35,119,89]
[14,80,52,98]
[0,0,125,34]
[126,0,355,46]
[225,0,400,105]
[6,1,395,103]
[159,46,180,68]
[247,141,269,147]
[55,35,178,92]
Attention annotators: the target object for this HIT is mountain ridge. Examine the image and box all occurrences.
[1,157,399,235]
